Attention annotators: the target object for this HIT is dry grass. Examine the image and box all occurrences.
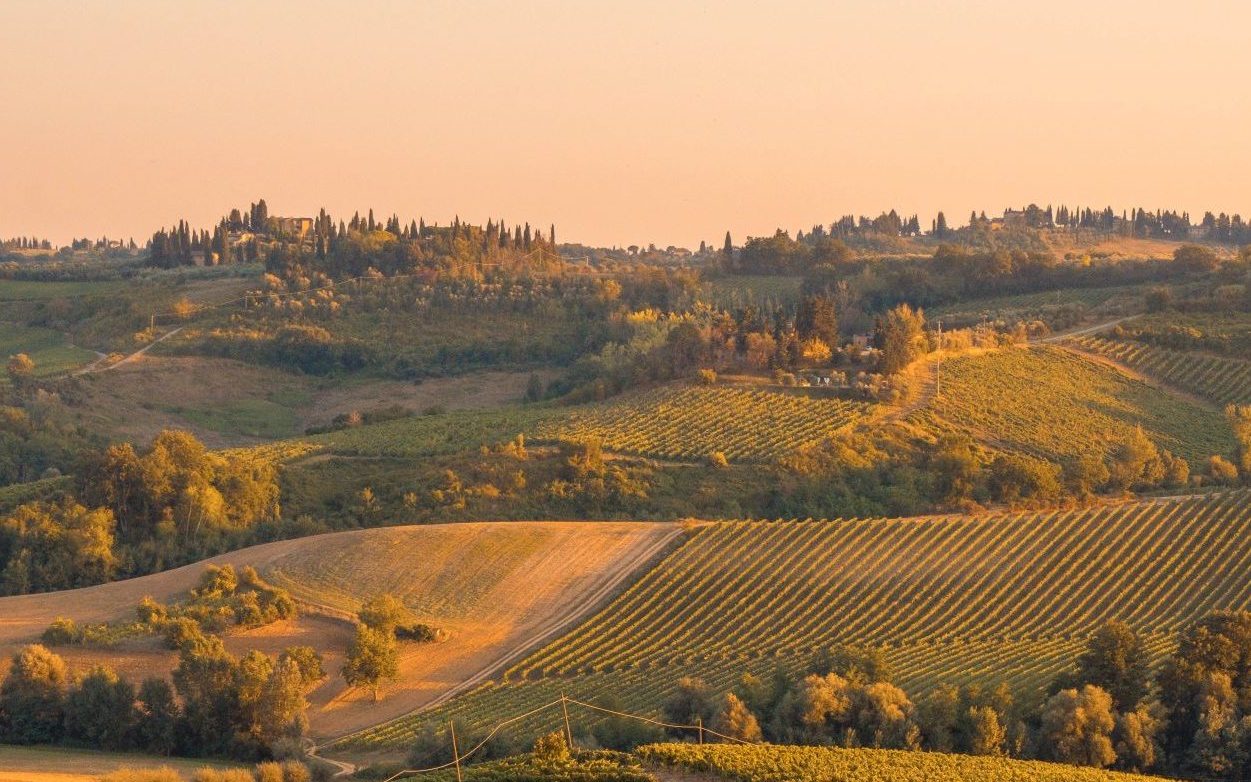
[0,521,677,741]
[0,745,241,782]
[74,354,557,448]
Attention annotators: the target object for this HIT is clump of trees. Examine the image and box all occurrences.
[341,592,444,703]
[0,641,322,761]
[2,429,282,595]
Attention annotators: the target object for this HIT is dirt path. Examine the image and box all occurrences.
[69,326,185,377]
[1033,315,1138,344]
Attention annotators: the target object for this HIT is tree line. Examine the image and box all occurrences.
[568,610,1251,780]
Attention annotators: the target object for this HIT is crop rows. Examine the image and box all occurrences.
[911,346,1233,465]
[637,744,1171,782]
[341,492,1251,751]
[1070,335,1251,406]
[536,386,874,463]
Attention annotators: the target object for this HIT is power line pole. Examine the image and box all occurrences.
[450,721,462,782]
[561,693,574,750]
[936,319,942,400]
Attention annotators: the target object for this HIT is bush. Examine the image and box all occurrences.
[708,452,729,469]
[41,617,79,645]
[99,770,183,782]
[696,368,717,385]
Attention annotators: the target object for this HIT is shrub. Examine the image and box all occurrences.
[708,452,729,469]
[696,368,717,385]
[41,617,79,645]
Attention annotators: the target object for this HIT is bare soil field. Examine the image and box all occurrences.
[0,521,679,742]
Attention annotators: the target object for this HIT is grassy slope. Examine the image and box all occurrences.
[534,385,877,463]
[0,321,98,381]
[0,521,678,741]
[0,745,242,782]
[908,345,1234,465]
[343,492,1251,751]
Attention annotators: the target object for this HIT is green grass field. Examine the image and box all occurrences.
[909,345,1234,465]
[0,321,98,380]
[338,491,1251,751]
[0,278,128,301]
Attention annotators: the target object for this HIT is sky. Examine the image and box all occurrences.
[2,0,1250,249]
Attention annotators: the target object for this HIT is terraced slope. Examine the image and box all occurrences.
[908,345,1234,464]
[0,521,678,740]
[341,492,1251,752]
[535,386,876,463]
[1070,334,1251,406]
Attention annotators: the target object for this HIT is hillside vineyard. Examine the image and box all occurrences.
[340,491,1251,750]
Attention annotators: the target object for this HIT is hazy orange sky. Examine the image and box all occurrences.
[3,0,1250,249]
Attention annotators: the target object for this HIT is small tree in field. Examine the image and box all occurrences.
[342,625,398,703]
[874,304,926,375]
[1229,404,1251,481]
[6,353,35,386]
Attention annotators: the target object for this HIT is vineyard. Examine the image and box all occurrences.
[1069,334,1251,406]
[338,492,1251,751]
[908,345,1233,464]
[536,386,876,463]
[637,744,1174,782]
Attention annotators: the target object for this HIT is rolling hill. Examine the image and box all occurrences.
[907,344,1234,465]
[339,491,1251,753]
[0,521,679,741]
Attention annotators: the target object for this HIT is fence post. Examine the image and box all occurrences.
[450,720,462,782]
[561,693,574,750]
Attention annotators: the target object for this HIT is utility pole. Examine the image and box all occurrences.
[696,717,704,745]
[561,693,574,750]
[936,320,942,400]
[450,721,462,782]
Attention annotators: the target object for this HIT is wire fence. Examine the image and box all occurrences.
[380,693,752,782]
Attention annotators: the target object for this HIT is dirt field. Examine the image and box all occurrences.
[0,745,242,782]
[0,521,679,742]
[74,355,559,448]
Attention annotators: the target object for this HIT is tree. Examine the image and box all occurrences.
[1040,685,1118,768]
[966,705,1007,757]
[172,640,240,756]
[711,692,762,742]
[342,625,398,702]
[0,500,117,594]
[810,644,893,684]
[6,353,35,386]
[1114,704,1162,773]
[987,454,1061,505]
[874,304,926,375]
[1074,621,1150,710]
[1229,405,1251,480]
[358,593,415,636]
[929,435,980,507]
[64,665,136,750]
[796,295,838,347]
[661,677,715,729]
[256,656,308,746]
[1106,426,1163,491]
[0,644,68,743]
[1174,244,1220,274]
[135,677,179,756]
